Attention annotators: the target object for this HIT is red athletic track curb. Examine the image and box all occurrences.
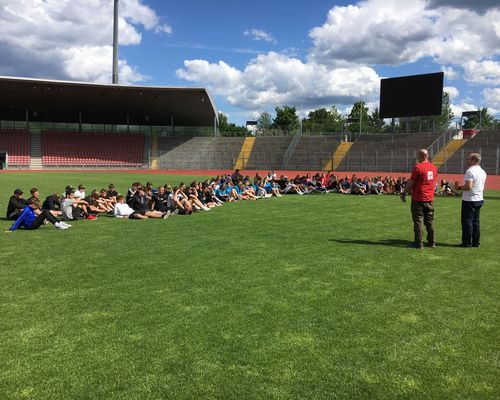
[2,169,500,190]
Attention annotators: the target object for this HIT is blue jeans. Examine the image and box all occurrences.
[461,200,483,246]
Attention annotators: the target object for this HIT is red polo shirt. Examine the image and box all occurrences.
[410,161,437,202]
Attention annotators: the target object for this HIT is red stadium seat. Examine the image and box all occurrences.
[41,130,144,167]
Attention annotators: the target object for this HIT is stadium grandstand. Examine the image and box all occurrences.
[1,75,498,175]
[0,75,218,170]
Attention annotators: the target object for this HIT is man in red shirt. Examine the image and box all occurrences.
[402,149,438,249]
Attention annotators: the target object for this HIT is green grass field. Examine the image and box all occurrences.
[1,172,499,400]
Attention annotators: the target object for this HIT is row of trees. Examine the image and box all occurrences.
[219,92,497,136]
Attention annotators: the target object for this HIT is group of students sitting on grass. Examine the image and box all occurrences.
[7,169,447,231]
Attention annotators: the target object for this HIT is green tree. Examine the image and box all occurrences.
[272,105,300,132]
[462,107,494,128]
[426,92,454,131]
[218,112,247,136]
[367,107,385,133]
[347,101,369,133]
[257,111,272,134]
[302,106,346,134]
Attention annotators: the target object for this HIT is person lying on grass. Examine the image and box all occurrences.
[9,198,71,231]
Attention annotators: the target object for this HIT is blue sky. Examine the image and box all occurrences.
[0,0,499,125]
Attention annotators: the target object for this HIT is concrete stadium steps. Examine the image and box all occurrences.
[431,138,468,168]
[438,129,500,175]
[244,137,293,170]
[324,141,352,171]
[284,136,342,171]
[234,137,256,170]
[30,129,42,169]
[336,132,442,172]
[158,137,245,169]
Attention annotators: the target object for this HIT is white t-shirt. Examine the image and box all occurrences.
[61,198,75,220]
[462,165,487,202]
[74,190,85,199]
[114,202,135,218]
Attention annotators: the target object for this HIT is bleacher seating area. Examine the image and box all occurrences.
[441,129,500,175]
[285,136,342,170]
[158,137,245,169]
[0,129,31,165]
[2,128,498,173]
[337,132,442,172]
[41,131,144,167]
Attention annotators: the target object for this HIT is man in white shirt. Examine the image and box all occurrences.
[74,184,86,199]
[455,153,487,247]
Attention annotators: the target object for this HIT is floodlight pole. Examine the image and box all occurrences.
[112,0,119,84]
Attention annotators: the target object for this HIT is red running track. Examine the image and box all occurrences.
[3,169,500,190]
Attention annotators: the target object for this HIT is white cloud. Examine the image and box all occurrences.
[444,86,459,99]
[0,0,170,83]
[483,88,500,110]
[441,66,460,80]
[463,60,500,86]
[450,101,478,117]
[177,52,380,111]
[308,0,500,67]
[244,29,277,44]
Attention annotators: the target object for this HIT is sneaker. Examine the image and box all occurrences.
[458,243,471,248]
[162,210,171,219]
[55,222,69,230]
[427,243,436,248]
[171,209,180,216]
[60,221,72,228]
[408,243,423,250]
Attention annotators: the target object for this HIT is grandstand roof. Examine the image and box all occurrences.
[0,76,218,127]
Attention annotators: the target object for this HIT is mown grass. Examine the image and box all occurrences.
[0,172,499,399]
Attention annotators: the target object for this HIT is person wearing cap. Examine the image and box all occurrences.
[6,189,26,220]
[9,198,71,231]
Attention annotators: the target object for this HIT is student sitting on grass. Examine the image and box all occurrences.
[62,189,93,221]
[84,190,111,214]
[172,183,193,214]
[9,198,71,231]
[114,195,148,219]
[6,189,26,220]
[107,183,119,201]
[42,193,63,216]
[130,186,169,219]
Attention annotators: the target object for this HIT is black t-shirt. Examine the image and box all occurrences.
[107,190,118,198]
[42,196,60,210]
[152,193,167,211]
[6,196,26,218]
[84,196,97,206]
[130,193,148,212]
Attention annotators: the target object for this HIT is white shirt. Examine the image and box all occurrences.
[74,190,85,199]
[61,198,75,220]
[462,165,487,202]
[114,202,135,218]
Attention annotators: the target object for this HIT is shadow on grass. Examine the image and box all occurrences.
[329,238,458,248]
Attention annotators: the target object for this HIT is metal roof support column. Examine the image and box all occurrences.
[112,0,119,84]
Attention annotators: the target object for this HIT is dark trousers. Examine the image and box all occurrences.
[411,201,435,245]
[461,200,483,246]
[28,210,60,230]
